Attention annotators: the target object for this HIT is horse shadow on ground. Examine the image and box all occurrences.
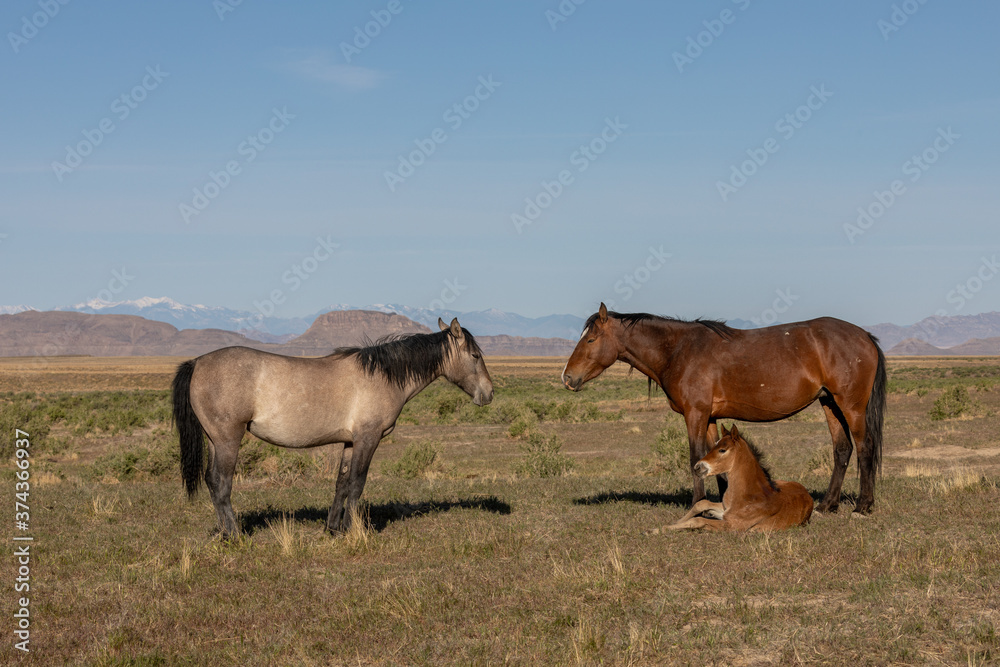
[239,496,512,536]
[575,489,858,511]
[573,489,693,508]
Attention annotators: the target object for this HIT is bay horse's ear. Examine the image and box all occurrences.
[598,302,608,323]
[449,318,464,340]
[438,317,448,332]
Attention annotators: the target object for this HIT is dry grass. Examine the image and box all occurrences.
[1,356,999,664]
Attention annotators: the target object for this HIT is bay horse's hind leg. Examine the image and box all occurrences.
[816,397,853,514]
[203,432,241,537]
[844,408,874,514]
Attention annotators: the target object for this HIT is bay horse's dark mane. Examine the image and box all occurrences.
[584,311,737,341]
[332,328,482,389]
[735,432,779,492]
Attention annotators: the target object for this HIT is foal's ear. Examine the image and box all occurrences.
[730,424,740,440]
[598,302,608,323]
[438,317,448,331]
[448,318,464,340]
[720,423,731,438]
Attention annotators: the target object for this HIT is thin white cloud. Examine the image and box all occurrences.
[283,51,386,90]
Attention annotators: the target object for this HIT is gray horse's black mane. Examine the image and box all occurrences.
[584,311,737,340]
[730,431,779,492]
[333,328,481,389]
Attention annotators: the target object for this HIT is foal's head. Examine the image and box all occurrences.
[694,424,754,479]
[438,318,494,406]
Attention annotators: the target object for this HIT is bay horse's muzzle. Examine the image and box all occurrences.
[562,374,583,392]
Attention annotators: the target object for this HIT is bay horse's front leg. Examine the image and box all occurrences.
[683,409,712,505]
[326,444,354,535]
[706,420,727,499]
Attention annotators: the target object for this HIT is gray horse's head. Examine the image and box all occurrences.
[439,317,493,406]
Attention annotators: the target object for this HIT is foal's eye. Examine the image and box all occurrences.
[586,339,596,344]
[718,449,727,454]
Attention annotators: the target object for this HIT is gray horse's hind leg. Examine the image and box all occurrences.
[326,444,354,534]
[204,435,241,537]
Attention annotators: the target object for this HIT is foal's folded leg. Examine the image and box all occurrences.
[668,499,724,528]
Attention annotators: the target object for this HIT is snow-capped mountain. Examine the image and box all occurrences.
[0,305,35,315]
[54,297,310,336]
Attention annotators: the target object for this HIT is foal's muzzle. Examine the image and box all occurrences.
[693,461,710,478]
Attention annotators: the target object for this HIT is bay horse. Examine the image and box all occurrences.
[172,318,494,537]
[668,424,813,531]
[562,303,886,514]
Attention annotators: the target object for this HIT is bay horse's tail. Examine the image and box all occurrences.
[865,334,887,474]
[172,359,204,498]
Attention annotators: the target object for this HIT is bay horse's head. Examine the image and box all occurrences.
[562,302,620,391]
[694,424,748,479]
[438,317,494,406]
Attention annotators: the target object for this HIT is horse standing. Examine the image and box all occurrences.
[561,303,886,514]
[172,318,493,536]
[668,424,813,531]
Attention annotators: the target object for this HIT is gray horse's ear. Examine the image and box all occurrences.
[449,318,464,340]
[598,302,608,323]
[438,317,448,331]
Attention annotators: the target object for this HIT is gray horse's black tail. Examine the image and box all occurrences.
[172,359,204,498]
[865,334,887,475]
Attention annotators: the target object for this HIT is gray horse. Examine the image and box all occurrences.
[172,318,494,536]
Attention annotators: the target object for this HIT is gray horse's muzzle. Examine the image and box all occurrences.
[474,388,494,406]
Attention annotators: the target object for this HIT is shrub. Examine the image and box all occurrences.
[91,433,180,482]
[0,395,51,459]
[236,438,317,479]
[929,386,981,421]
[381,441,439,480]
[516,433,573,478]
[435,394,464,422]
[649,425,689,471]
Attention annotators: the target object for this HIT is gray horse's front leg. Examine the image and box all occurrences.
[326,444,354,535]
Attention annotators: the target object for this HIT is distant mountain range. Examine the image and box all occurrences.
[0,310,578,358]
[4,297,1000,356]
[50,297,586,340]
[36,296,765,341]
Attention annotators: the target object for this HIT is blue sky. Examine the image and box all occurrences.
[1,0,997,327]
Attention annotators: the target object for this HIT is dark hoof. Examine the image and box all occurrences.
[815,503,839,514]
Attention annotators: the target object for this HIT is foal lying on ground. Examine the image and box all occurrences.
[668,424,813,532]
